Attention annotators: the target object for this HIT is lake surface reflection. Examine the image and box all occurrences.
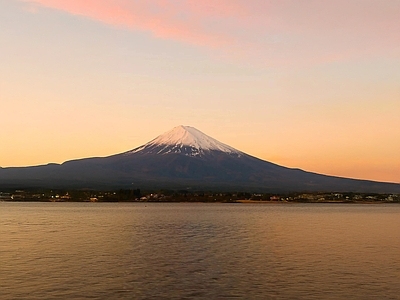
[1,202,400,299]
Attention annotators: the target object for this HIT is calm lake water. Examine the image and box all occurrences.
[1,202,399,299]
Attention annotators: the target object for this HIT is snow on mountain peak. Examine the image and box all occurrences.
[128,125,242,157]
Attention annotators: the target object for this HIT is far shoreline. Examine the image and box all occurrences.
[1,199,399,204]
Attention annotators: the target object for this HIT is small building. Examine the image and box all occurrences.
[0,193,12,200]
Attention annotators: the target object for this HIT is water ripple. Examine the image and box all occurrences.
[1,203,400,299]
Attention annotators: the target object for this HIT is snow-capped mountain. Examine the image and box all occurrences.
[127,125,241,157]
[1,125,399,193]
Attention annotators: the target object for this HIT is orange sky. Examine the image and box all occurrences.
[1,0,399,183]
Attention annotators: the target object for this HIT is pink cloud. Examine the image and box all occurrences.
[184,0,252,19]
[22,0,260,49]
[23,0,400,66]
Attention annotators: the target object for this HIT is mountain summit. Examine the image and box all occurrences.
[127,125,241,157]
[1,125,399,193]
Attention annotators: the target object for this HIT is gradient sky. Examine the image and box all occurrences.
[1,0,399,183]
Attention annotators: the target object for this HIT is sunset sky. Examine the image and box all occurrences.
[1,0,399,183]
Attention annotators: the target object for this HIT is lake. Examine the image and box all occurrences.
[1,202,399,299]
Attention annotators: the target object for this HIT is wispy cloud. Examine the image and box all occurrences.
[22,0,249,48]
[22,0,400,66]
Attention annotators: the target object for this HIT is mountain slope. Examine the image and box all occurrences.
[127,125,242,157]
[0,125,399,193]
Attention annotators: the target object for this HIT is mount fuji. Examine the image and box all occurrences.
[1,125,399,193]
